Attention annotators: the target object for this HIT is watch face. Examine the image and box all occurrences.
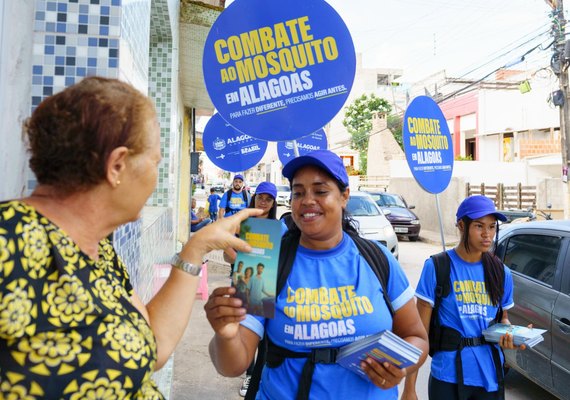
[172,254,201,276]
[184,263,200,275]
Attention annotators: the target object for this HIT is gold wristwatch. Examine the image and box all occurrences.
[171,253,202,276]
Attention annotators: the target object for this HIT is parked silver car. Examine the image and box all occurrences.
[276,185,291,207]
[495,220,570,399]
[347,191,399,259]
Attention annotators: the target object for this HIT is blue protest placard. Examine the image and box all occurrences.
[402,96,454,194]
[202,0,355,141]
[277,129,328,166]
[203,113,267,172]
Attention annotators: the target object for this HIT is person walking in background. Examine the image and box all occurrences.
[402,195,524,400]
[190,197,212,232]
[205,150,428,399]
[207,187,221,221]
[219,174,249,219]
[0,76,263,399]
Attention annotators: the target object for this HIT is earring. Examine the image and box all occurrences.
[116,180,121,186]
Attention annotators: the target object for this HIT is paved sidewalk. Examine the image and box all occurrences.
[417,228,459,247]
[170,257,245,400]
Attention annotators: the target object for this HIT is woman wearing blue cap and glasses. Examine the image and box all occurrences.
[403,195,525,400]
[205,150,428,399]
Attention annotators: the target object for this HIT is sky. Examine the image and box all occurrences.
[324,0,554,82]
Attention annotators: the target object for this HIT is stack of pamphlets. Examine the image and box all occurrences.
[336,330,422,381]
[482,324,547,348]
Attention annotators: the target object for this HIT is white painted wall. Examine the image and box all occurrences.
[390,159,541,185]
[0,0,35,200]
[478,134,502,162]
[479,76,559,134]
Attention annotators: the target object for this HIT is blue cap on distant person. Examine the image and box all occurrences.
[282,150,349,186]
[233,174,244,181]
[456,195,507,222]
[255,181,277,199]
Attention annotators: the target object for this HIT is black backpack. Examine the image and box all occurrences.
[224,189,248,214]
[245,229,394,400]
[428,251,505,400]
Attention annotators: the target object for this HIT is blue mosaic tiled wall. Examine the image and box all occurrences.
[119,0,151,91]
[31,0,121,110]
[148,0,176,208]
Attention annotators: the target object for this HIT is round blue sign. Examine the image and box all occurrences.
[402,96,454,194]
[277,129,328,165]
[203,113,267,172]
[202,0,356,141]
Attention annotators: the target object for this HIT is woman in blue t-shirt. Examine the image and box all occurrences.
[402,195,525,400]
[205,150,429,400]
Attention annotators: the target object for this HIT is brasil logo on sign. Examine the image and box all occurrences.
[203,113,268,172]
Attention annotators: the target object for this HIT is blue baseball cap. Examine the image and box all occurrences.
[233,174,244,182]
[282,149,349,186]
[255,181,277,199]
[456,195,507,222]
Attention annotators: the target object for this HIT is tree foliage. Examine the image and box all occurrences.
[342,93,392,174]
[387,114,403,150]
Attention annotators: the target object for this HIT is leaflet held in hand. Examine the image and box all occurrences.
[336,330,422,381]
[232,218,281,318]
[482,323,547,348]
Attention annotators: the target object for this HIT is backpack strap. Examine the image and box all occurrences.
[244,334,267,400]
[224,189,232,214]
[347,231,394,317]
[428,251,451,357]
[276,230,301,294]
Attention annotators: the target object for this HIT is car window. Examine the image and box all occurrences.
[347,196,381,216]
[276,185,290,192]
[502,234,562,286]
[380,193,407,208]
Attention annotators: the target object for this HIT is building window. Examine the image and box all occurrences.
[377,74,390,86]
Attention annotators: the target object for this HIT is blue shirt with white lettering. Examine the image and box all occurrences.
[415,249,514,392]
[219,190,248,216]
[241,232,414,400]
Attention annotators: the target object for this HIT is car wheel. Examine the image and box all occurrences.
[409,235,419,242]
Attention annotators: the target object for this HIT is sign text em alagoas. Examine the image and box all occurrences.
[213,16,339,84]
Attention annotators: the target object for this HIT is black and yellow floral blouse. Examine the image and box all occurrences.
[0,200,164,399]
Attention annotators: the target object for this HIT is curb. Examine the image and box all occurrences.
[418,231,459,247]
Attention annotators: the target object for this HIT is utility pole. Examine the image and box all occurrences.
[548,0,570,217]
